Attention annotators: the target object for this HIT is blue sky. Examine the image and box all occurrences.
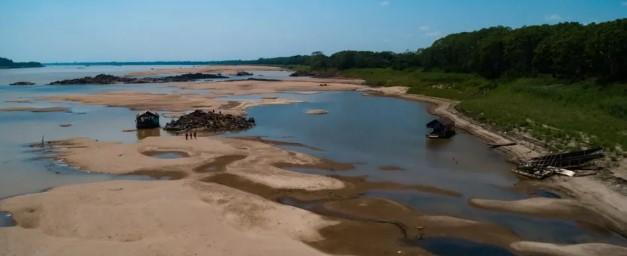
[1,0,625,62]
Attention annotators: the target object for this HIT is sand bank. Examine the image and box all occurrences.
[51,136,344,191]
[45,79,365,115]
[0,179,335,256]
[1,134,511,256]
[469,197,611,229]
[127,65,284,77]
[511,241,627,256]
[176,79,364,95]
[46,91,300,115]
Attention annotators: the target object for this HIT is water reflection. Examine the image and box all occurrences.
[137,128,161,140]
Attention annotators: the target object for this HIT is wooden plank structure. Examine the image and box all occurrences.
[513,147,604,179]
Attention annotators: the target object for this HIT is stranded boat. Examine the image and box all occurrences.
[426,117,456,139]
[512,147,604,179]
[136,111,160,129]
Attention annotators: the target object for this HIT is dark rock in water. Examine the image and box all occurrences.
[49,73,228,85]
[50,74,136,85]
[245,77,281,82]
[235,71,253,76]
[164,109,255,132]
[158,73,227,82]
[10,81,35,86]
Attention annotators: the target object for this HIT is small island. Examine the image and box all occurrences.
[0,57,43,69]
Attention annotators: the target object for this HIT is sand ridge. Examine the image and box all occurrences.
[127,65,285,77]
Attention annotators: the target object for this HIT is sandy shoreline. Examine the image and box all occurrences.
[2,66,627,255]
[361,86,627,243]
[127,65,285,77]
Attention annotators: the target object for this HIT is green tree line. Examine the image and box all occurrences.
[246,18,627,81]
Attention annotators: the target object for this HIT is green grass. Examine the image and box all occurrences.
[338,68,627,154]
[340,68,491,100]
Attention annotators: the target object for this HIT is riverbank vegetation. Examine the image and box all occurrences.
[240,19,627,153]
[0,57,43,69]
[339,68,626,153]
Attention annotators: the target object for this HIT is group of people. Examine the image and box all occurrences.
[184,130,197,140]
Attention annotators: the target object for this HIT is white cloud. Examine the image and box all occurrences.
[379,1,390,7]
[545,14,563,21]
[417,25,441,38]
[425,31,442,38]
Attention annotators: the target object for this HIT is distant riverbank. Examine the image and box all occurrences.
[0,57,43,69]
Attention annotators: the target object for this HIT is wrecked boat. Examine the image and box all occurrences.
[426,117,456,139]
[512,147,604,179]
[136,111,160,129]
[164,109,255,132]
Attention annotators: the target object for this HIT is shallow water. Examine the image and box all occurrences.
[412,238,515,256]
[0,67,626,253]
[143,151,190,159]
[0,103,157,199]
[0,66,293,199]
[0,211,15,227]
[229,91,627,246]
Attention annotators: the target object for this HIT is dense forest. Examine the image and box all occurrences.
[244,18,627,81]
[0,57,43,69]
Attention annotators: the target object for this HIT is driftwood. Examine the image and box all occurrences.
[488,142,517,148]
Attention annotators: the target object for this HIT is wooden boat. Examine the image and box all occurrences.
[512,147,604,179]
[136,111,160,129]
[527,147,604,168]
[426,118,456,139]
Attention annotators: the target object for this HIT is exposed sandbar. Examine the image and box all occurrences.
[128,65,284,77]
[511,241,627,256]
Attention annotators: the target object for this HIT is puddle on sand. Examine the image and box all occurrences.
[142,151,190,159]
[0,211,16,227]
[411,237,514,256]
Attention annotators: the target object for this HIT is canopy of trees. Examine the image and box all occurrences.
[0,57,43,69]
[246,18,627,81]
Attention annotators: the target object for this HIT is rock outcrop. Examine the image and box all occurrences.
[9,81,35,86]
[235,71,253,76]
[49,73,228,85]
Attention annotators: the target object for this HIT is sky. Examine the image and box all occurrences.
[1,0,626,62]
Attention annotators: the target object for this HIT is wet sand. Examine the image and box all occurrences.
[45,91,301,115]
[1,134,506,256]
[0,179,335,256]
[511,241,627,256]
[127,65,285,77]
